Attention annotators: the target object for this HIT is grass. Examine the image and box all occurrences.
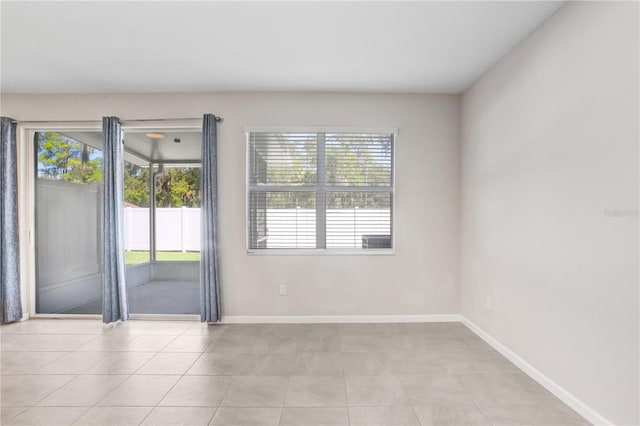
[125,251,201,265]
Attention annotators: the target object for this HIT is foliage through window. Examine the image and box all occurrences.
[155,167,202,208]
[247,132,394,250]
[36,132,103,183]
[123,164,203,263]
[154,166,202,261]
[124,163,150,208]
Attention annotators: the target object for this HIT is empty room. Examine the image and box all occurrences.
[0,1,637,425]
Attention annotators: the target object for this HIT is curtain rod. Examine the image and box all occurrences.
[9,116,223,124]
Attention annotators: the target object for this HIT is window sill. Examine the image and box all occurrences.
[246,249,395,256]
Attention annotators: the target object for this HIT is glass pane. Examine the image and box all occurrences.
[326,133,393,186]
[249,133,317,186]
[35,131,103,314]
[154,166,202,261]
[124,128,202,316]
[326,192,392,249]
[249,191,316,249]
[123,161,150,265]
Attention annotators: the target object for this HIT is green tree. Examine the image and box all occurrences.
[155,167,201,208]
[36,132,102,184]
[36,133,204,209]
[325,134,391,208]
[255,134,392,209]
[124,163,150,207]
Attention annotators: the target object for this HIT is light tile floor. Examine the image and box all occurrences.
[1,320,590,426]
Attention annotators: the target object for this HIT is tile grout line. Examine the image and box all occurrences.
[129,327,195,425]
[201,325,243,424]
[80,325,188,424]
[277,373,290,426]
[472,402,495,426]
[343,353,351,426]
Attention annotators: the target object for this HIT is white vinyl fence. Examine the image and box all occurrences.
[124,207,201,252]
[263,208,391,248]
[125,207,390,251]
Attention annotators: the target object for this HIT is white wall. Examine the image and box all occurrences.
[4,92,461,317]
[460,2,639,424]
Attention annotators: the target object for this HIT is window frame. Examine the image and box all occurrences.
[245,127,397,255]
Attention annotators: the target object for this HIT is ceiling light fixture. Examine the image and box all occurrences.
[146,132,165,139]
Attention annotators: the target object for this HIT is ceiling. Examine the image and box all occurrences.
[64,130,202,163]
[1,1,565,94]
[124,130,202,162]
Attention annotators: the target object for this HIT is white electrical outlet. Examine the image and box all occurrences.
[279,284,287,296]
[486,297,493,311]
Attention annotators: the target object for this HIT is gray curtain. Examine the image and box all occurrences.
[0,117,23,323]
[102,117,129,323]
[200,114,221,322]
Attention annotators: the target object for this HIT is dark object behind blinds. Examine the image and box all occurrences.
[362,235,392,249]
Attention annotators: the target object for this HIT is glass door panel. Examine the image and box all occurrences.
[34,131,103,314]
[123,129,201,315]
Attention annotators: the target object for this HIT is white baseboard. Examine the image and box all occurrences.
[221,314,462,324]
[461,316,612,426]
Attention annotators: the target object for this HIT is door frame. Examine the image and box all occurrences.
[19,119,202,320]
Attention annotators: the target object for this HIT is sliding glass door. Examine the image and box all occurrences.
[34,131,103,314]
[123,129,202,315]
[32,126,202,317]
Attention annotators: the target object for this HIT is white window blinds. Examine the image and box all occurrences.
[247,132,394,250]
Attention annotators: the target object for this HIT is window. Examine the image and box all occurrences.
[247,131,394,251]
